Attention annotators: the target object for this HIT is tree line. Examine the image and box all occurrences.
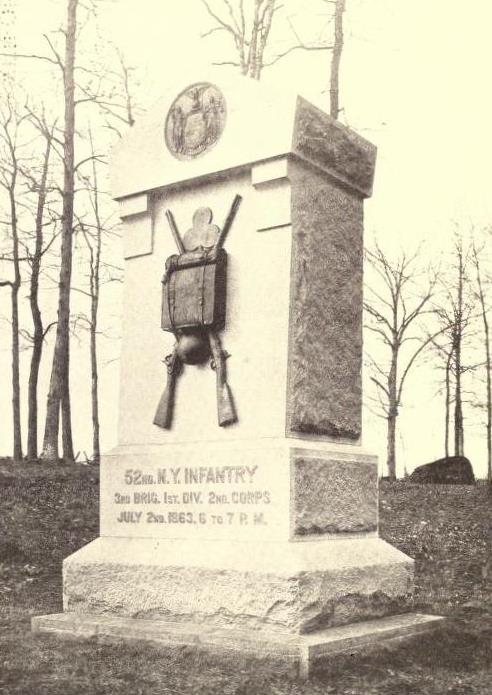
[1,0,490,483]
[364,235,491,482]
[0,0,138,463]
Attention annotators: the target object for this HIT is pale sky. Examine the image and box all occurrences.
[1,0,491,476]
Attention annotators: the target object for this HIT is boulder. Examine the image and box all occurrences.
[409,456,475,485]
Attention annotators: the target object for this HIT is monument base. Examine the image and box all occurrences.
[60,536,414,634]
[32,612,443,678]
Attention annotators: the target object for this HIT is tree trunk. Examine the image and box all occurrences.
[454,389,464,455]
[254,0,275,79]
[386,411,397,480]
[11,284,22,461]
[444,350,451,458]
[85,130,102,464]
[27,323,43,460]
[61,373,74,460]
[27,134,51,461]
[485,318,492,484]
[454,249,464,457]
[90,293,100,464]
[9,182,22,461]
[474,245,492,483]
[247,0,261,79]
[454,339,464,456]
[41,0,77,463]
[330,0,345,118]
[386,348,398,479]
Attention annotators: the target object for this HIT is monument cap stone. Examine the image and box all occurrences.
[111,70,376,201]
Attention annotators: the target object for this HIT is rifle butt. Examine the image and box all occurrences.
[153,355,181,429]
[217,382,237,427]
[153,384,174,429]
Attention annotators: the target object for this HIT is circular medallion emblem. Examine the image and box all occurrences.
[165,82,227,160]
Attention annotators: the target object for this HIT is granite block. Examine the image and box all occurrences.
[293,96,376,198]
[293,455,378,536]
[287,160,363,440]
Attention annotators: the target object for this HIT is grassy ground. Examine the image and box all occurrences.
[0,460,491,694]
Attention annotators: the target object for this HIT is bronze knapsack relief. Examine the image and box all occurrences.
[153,195,242,429]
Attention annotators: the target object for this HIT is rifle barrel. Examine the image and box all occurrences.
[216,194,242,250]
[165,209,185,254]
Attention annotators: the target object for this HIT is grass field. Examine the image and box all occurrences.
[0,460,491,694]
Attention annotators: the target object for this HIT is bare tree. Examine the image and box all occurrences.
[200,0,332,80]
[453,239,466,456]
[67,42,138,461]
[0,92,26,462]
[97,45,140,132]
[200,0,349,118]
[72,213,121,466]
[0,90,61,462]
[436,238,476,458]
[431,338,454,457]
[1,2,134,462]
[77,130,103,465]
[71,120,124,464]
[85,216,101,466]
[41,0,78,462]
[472,236,491,482]
[364,243,439,479]
[21,110,59,460]
[76,42,143,138]
[430,236,480,461]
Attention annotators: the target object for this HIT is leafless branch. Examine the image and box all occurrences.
[264,42,332,67]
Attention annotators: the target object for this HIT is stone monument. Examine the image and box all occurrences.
[33,74,442,677]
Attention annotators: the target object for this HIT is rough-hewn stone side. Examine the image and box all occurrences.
[293,97,377,198]
[287,160,363,440]
[297,567,413,633]
[63,540,413,634]
[293,457,377,536]
[64,563,300,633]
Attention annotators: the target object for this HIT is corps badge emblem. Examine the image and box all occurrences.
[165,82,226,160]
